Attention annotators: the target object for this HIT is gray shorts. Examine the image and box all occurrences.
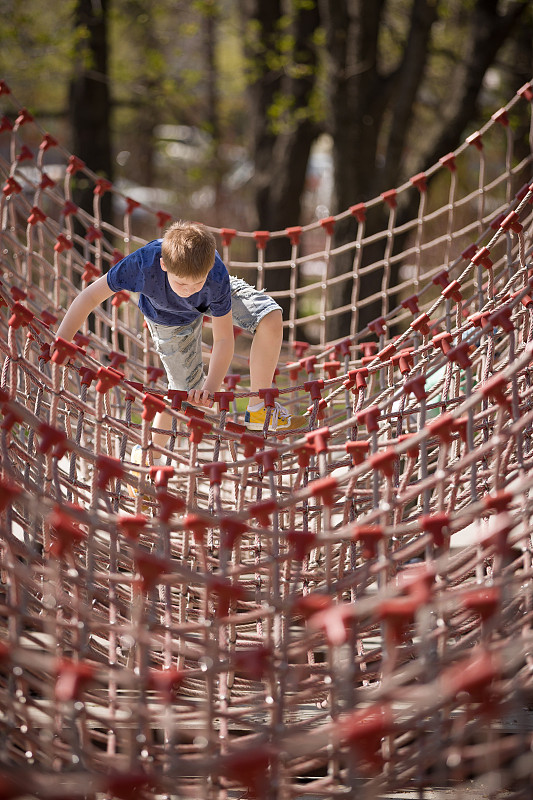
[145,276,282,391]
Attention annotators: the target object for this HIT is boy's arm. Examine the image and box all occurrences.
[188,311,235,408]
[55,275,115,343]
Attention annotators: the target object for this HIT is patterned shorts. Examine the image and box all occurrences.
[145,276,282,391]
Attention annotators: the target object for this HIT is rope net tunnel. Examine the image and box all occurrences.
[1,76,533,798]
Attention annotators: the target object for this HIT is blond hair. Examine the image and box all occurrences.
[161,221,216,279]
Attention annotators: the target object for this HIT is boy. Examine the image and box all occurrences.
[55,221,306,451]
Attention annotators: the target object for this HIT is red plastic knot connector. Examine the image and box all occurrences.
[304,378,324,401]
[309,475,338,506]
[335,338,352,358]
[95,366,123,393]
[442,650,499,708]
[301,355,317,376]
[10,286,26,302]
[48,505,86,558]
[492,107,509,127]
[0,402,23,432]
[253,230,270,250]
[441,280,463,303]
[0,477,22,513]
[135,552,170,593]
[92,177,112,197]
[210,577,246,618]
[8,302,33,330]
[17,144,33,163]
[345,439,370,466]
[466,131,483,150]
[220,518,248,550]
[453,415,468,443]
[356,405,381,433]
[249,498,277,527]
[309,602,356,646]
[202,461,227,486]
[224,373,240,390]
[404,374,427,401]
[323,359,340,379]
[213,390,234,412]
[369,447,397,478]
[491,212,506,230]
[295,442,314,468]
[165,388,187,411]
[39,172,55,190]
[481,373,510,407]
[105,773,153,800]
[62,200,78,217]
[481,511,514,555]
[420,511,450,547]
[155,210,172,228]
[468,310,491,330]
[291,592,331,620]
[39,132,58,151]
[320,215,335,235]
[368,317,386,337]
[379,595,420,645]
[54,234,73,254]
[79,367,96,387]
[286,361,302,381]
[500,209,523,234]
[142,392,166,422]
[188,417,212,444]
[55,658,95,703]
[2,177,22,197]
[240,430,264,458]
[439,152,457,172]
[15,108,34,126]
[411,312,431,335]
[233,645,271,680]
[149,464,174,488]
[483,490,512,513]
[157,490,185,523]
[306,426,330,454]
[258,387,279,407]
[221,747,273,797]
[148,667,185,700]
[460,243,478,263]
[381,188,397,208]
[37,422,68,458]
[124,196,140,215]
[397,433,418,459]
[106,351,126,372]
[146,366,164,384]
[462,587,500,621]
[350,202,366,223]
[344,366,369,392]
[518,81,533,101]
[471,246,493,270]
[27,205,46,226]
[287,529,316,560]
[428,412,455,445]
[488,306,514,333]
[410,172,427,192]
[394,348,414,375]
[339,704,393,768]
[292,340,309,359]
[117,513,147,541]
[67,155,85,175]
[377,342,396,362]
[446,341,472,369]
[112,249,124,265]
[401,294,419,314]
[255,448,278,473]
[84,225,102,243]
[95,456,125,491]
[40,309,58,328]
[0,115,13,133]
[220,227,236,247]
[286,225,302,245]
[352,524,383,558]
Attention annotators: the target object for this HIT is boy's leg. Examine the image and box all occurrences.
[248,308,283,404]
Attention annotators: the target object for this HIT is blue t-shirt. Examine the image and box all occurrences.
[106,239,232,326]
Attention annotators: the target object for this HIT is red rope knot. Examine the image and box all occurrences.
[258,387,279,407]
[471,246,493,270]
[287,529,316,560]
[398,433,419,459]
[339,704,394,768]
[468,310,491,330]
[0,477,22,512]
[96,366,123,393]
[441,279,463,302]
[41,309,58,328]
[233,645,271,680]
[378,595,419,645]
[27,206,46,226]
[55,659,95,703]
[357,405,380,433]
[209,577,246,618]
[344,366,368,392]
[157,490,185,522]
[446,341,472,369]
[286,225,302,245]
[492,107,509,127]
[124,197,140,215]
[240,431,264,458]
[488,306,514,333]
[62,200,78,217]
[350,202,366,222]
[439,152,456,172]
[134,552,170,594]
[253,230,269,250]
[291,593,331,621]
[0,402,23,432]
[306,426,330,454]
[220,227,236,247]
[377,342,396,362]
[0,116,13,133]
[156,210,172,228]
[220,518,248,550]
[107,351,127,371]
[142,392,166,421]
[393,348,414,375]
[320,215,335,236]
[403,374,427,401]
[37,423,68,458]
[93,177,112,196]
[462,587,500,621]
[213,390,234,412]
[224,373,240,390]
[50,337,79,365]
[249,498,277,527]
[84,225,102,243]
[481,373,511,408]
[300,355,317,376]
[428,412,456,444]
[295,443,314,468]
[410,171,427,192]
[518,81,533,101]
[432,331,453,354]
[323,359,340,379]
[483,490,512,513]
[500,210,523,234]
[2,177,22,197]
[309,475,338,506]
[0,81,11,95]
[166,389,188,410]
[411,312,431,335]
[15,108,34,126]
[309,602,355,646]
[304,378,324,401]
[401,294,419,314]
[54,234,73,254]
[17,144,33,163]
[8,302,33,329]
[368,317,386,337]
[292,340,309,359]
[335,338,352,358]
[381,188,397,208]
[187,417,212,444]
[39,173,55,190]
[352,523,383,558]
[11,286,26,302]
[420,512,450,547]
[221,748,273,797]
[48,505,86,558]
[202,461,227,485]
[39,132,58,151]
[67,155,86,175]
[148,668,185,701]
[80,367,96,387]
[345,439,370,466]
[254,448,278,473]
[117,513,148,541]
[369,447,397,478]
[442,650,499,710]
[286,362,301,381]
[466,131,483,150]
[149,464,174,488]
[96,455,124,490]
[111,290,130,307]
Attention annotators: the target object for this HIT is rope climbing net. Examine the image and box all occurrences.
[1,77,533,799]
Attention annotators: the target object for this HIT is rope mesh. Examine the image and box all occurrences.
[1,77,533,798]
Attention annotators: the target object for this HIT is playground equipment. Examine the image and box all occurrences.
[1,77,533,798]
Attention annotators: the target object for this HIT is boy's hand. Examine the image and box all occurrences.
[188,387,213,408]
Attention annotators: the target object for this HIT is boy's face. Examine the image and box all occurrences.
[160,259,207,298]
